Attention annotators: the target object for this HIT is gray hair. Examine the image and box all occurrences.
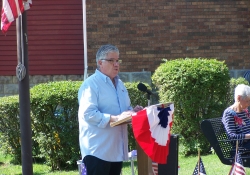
[234,84,250,101]
[96,44,119,67]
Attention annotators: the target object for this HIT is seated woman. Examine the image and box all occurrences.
[222,84,250,151]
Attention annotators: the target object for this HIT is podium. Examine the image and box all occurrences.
[137,134,179,175]
[110,102,175,175]
[158,134,179,175]
[137,144,154,175]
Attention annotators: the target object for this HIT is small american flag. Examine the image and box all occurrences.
[192,157,206,175]
[152,161,158,175]
[229,152,246,175]
[80,162,87,175]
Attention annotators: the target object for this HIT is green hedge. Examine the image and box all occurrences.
[30,81,82,170]
[0,81,149,170]
[152,58,230,155]
[1,74,248,166]
[0,95,21,164]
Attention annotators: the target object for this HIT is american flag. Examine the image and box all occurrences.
[152,161,158,175]
[193,157,207,175]
[80,162,87,175]
[1,0,32,34]
[229,152,246,175]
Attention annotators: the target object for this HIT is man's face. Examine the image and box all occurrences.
[98,52,120,80]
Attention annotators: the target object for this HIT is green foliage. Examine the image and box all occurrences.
[124,82,150,151]
[0,95,21,164]
[152,58,230,155]
[30,81,82,170]
[0,80,148,170]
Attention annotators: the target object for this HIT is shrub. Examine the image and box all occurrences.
[30,81,82,170]
[0,95,21,164]
[0,80,150,169]
[152,58,230,155]
[30,80,149,169]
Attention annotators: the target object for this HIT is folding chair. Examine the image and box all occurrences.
[128,150,137,175]
[200,117,250,167]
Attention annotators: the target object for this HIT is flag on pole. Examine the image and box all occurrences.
[80,163,87,175]
[1,0,32,34]
[152,161,158,175]
[192,157,207,175]
[229,140,246,175]
[228,152,246,175]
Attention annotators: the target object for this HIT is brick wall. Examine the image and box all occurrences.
[85,0,250,73]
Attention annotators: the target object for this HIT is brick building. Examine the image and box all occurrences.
[0,0,249,96]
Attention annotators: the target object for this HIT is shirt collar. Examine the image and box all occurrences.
[95,69,119,82]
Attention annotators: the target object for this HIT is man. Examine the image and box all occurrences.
[78,44,143,175]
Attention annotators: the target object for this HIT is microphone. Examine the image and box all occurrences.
[137,82,152,95]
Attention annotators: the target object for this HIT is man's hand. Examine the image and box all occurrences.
[110,115,119,122]
[110,110,135,122]
[133,105,144,112]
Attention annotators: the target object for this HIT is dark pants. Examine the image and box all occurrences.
[83,155,123,175]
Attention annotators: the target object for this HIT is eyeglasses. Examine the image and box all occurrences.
[101,59,122,65]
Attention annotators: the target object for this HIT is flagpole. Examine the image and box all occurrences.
[82,0,88,80]
[16,11,33,175]
[235,140,238,162]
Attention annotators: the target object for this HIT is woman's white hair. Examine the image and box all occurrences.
[234,84,250,101]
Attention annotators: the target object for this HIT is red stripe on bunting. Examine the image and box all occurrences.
[132,108,172,164]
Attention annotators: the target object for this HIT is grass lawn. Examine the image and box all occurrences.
[0,153,134,175]
[1,152,250,175]
[179,154,232,175]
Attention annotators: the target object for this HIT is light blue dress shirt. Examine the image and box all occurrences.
[78,69,133,162]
